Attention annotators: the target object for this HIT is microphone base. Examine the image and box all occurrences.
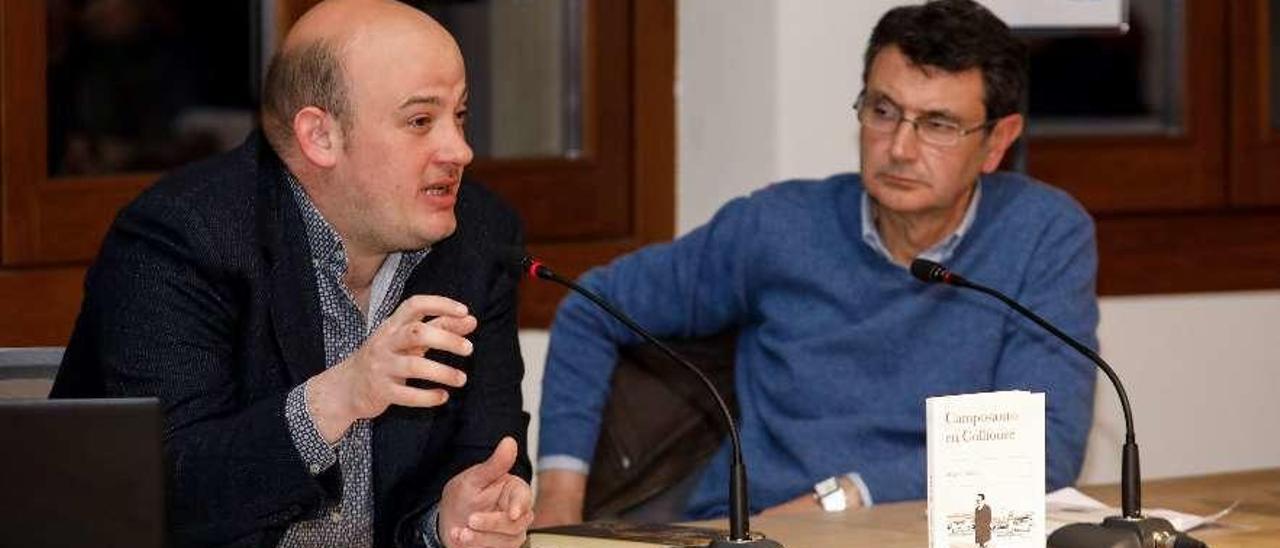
[1048,516,1205,548]
[709,533,784,548]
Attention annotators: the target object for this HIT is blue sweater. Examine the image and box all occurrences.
[538,172,1099,519]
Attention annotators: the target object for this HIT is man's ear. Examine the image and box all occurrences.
[980,113,1024,173]
[293,106,343,168]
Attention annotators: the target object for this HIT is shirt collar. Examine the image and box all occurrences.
[286,172,348,279]
[860,177,982,266]
[283,172,430,280]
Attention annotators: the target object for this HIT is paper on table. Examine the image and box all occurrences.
[1045,487,1238,534]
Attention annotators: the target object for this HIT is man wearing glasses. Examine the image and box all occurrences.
[534,0,1098,524]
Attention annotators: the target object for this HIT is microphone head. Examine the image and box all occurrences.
[496,245,555,280]
[496,245,534,277]
[910,258,949,284]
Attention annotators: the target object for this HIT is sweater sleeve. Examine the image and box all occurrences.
[993,202,1100,492]
[537,196,758,465]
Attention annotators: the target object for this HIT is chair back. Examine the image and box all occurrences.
[0,347,63,399]
[584,331,738,519]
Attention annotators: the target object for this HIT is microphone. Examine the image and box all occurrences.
[502,247,782,548]
[910,258,1205,548]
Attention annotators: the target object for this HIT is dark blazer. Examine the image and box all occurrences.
[52,133,531,547]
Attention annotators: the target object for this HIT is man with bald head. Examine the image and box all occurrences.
[52,1,533,546]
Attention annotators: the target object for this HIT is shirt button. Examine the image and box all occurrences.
[329,511,342,523]
[309,464,321,475]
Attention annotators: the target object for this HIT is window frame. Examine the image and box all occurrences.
[1026,1,1280,295]
[0,0,674,344]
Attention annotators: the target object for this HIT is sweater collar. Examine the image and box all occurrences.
[859,177,982,266]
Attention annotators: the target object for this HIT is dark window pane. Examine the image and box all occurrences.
[47,0,260,177]
[415,0,583,159]
[1024,0,1182,136]
[1272,0,1280,132]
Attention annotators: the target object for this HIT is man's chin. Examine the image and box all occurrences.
[868,188,934,216]
[415,220,457,248]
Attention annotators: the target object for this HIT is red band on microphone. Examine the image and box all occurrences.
[528,260,545,279]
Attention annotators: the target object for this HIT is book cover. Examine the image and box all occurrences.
[526,521,725,548]
[927,391,1046,548]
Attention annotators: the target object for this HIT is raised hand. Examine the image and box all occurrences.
[439,437,534,548]
[307,294,478,443]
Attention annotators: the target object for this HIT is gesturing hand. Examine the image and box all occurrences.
[439,437,534,548]
[308,294,478,443]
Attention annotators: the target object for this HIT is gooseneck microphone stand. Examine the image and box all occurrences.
[507,248,782,548]
[910,259,1205,548]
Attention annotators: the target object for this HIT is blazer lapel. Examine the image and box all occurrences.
[254,138,326,384]
[371,237,469,522]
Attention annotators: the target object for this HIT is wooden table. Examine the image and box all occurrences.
[696,468,1280,547]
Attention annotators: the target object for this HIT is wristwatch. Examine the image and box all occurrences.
[813,477,847,512]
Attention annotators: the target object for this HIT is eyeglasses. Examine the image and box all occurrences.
[853,92,997,147]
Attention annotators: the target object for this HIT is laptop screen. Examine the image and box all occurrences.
[0,397,165,548]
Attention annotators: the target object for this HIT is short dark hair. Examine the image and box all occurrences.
[260,39,351,153]
[863,0,1027,120]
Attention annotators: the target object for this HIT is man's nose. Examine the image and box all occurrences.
[436,122,474,167]
[889,119,920,162]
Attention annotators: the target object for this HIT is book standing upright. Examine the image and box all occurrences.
[927,391,1046,548]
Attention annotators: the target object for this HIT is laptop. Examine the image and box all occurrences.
[0,397,165,548]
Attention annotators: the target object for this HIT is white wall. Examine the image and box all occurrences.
[676,0,781,234]
[519,329,549,471]
[518,0,1280,487]
[1085,292,1280,483]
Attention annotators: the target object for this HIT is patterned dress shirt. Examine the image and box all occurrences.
[277,173,440,547]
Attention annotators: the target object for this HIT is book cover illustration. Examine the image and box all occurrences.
[927,391,1046,548]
